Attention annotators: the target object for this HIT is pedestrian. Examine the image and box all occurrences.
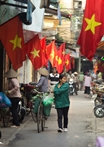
[84,72,92,98]
[36,67,49,92]
[67,70,75,82]
[78,71,84,91]
[5,68,21,128]
[96,136,104,147]
[48,67,59,92]
[54,73,70,132]
[73,72,79,95]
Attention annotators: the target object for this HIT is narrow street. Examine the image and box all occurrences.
[3,91,97,147]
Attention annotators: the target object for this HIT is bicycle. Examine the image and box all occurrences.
[31,90,46,133]
[0,107,10,127]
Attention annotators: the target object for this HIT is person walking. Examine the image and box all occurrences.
[5,68,21,128]
[54,73,70,132]
[49,67,59,92]
[84,72,92,98]
[78,71,84,91]
[73,72,79,95]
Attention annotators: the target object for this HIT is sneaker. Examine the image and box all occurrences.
[58,128,63,132]
[11,125,20,128]
[52,104,55,108]
[0,142,3,145]
[64,128,68,132]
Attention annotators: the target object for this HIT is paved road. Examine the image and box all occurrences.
[5,91,97,147]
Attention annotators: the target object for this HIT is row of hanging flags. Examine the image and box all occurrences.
[77,0,104,60]
[0,15,75,74]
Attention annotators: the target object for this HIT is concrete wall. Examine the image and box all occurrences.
[18,58,33,84]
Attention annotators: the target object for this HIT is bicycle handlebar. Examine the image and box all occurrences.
[32,89,44,95]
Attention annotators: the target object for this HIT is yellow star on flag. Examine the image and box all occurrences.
[65,60,69,66]
[31,48,40,58]
[56,56,58,61]
[50,50,55,59]
[85,14,102,34]
[10,34,22,50]
[57,57,62,65]
[62,51,65,55]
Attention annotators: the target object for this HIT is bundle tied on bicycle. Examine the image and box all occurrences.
[32,92,54,116]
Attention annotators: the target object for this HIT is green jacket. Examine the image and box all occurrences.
[54,82,70,109]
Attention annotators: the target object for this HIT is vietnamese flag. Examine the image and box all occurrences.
[77,0,104,60]
[40,37,48,67]
[25,34,43,70]
[46,41,57,67]
[55,43,65,73]
[65,54,71,72]
[0,16,26,70]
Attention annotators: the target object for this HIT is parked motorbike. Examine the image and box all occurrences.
[17,98,26,122]
[69,78,74,95]
[94,95,104,118]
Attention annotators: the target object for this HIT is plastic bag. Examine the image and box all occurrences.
[42,96,54,106]
[0,92,12,108]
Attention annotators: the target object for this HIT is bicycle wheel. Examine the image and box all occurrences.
[31,109,37,123]
[94,105,104,118]
[37,105,43,133]
[3,108,10,127]
[41,115,45,131]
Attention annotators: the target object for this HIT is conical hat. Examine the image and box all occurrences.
[74,72,78,75]
[5,69,19,78]
[38,67,49,76]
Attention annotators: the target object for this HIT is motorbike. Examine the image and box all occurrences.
[91,83,104,106]
[69,78,74,95]
[17,98,26,122]
[94,95,104,118]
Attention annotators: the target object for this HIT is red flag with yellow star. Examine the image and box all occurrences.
[0,16,26,70]
[65,54,71,72]
[40,37,48,67]
[55,43,65,73]
[77,0,104,60]
[25,34,43,70]
[46,41,57,67]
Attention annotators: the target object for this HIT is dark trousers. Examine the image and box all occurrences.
[73,82,79,95]
[79,81,83,90]
[57,107,69,129]
[84,86,90,94]
[9,98,21,126]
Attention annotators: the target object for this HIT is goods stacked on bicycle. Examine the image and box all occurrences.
[27,88,54,133]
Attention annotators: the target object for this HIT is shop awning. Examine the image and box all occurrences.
[96,41,104,56]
